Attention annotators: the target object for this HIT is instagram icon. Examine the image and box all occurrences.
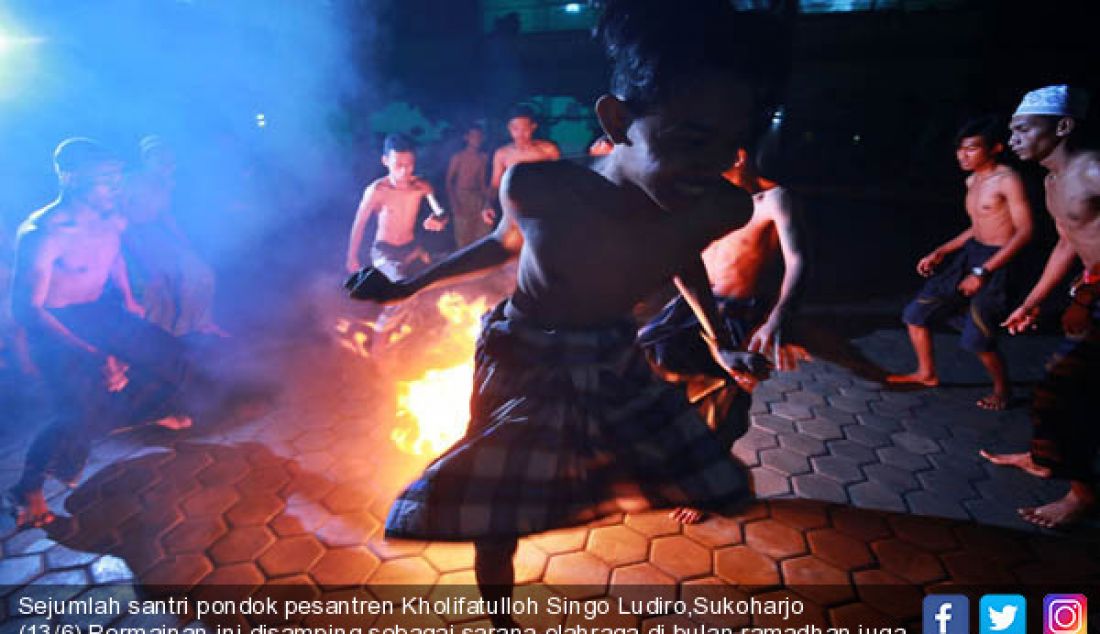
[1044,594,1087,634]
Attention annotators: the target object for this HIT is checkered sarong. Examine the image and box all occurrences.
[385,300,751,541]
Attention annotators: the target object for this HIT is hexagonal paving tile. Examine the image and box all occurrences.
[309,546,380,588]
[769,501,829,531]
[208,525,276,566]
[744,520,807,560]
[180,486,240,517]
[225,493,285,527]
[750,467,792,497]
[790,474,848,504]
[806,528,874,570]
[528,526,590,554]
[649,535,711,580]
[586,525,649,567]
[780,556,854,605]
[423,542,475,573]
[870,538,945,584]
[623,512,681,538]
[544,551,611,598]
[257,534,326,577]
[315,511,380,547]
[760,448,811,475]
[367,556,439,589]
[142,553,213,591]
[161,517,229,555]
[682,514,743,548]
[714,546,780,586]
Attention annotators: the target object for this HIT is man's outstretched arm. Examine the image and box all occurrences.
[1002,230,1078,334]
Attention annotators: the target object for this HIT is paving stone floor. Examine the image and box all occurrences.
[1,301,1098,632]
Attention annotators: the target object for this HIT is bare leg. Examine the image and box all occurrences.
[975,350,1010,410]
[886,324,939,386]
[4,488,55,529]
[979,450,1052,478]
[474,538,518,630]
[1019,480,1096,529]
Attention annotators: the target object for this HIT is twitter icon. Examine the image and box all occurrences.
[981,595,1026,634]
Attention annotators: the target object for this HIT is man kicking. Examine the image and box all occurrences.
[981,85,1099,528]
[348,0,785,625]
[888,115,1033,410]
[345,133,448,278]
[638,145,808,447]
[7,139,194,528]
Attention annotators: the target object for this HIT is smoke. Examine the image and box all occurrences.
[0,0,388,333]
[1,0,377,247]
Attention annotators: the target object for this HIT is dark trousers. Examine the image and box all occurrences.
[15,300,191,494]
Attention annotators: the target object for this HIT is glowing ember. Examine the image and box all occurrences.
[391,292,489,456]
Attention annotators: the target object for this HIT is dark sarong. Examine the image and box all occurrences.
[385,300,752,541]
[1029,296,1100,482]
[902,238,1010,352]
[371,240,430,280]
[636,295,760,446]
[14,299,191,494]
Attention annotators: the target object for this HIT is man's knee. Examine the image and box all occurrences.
[901,297,939,327]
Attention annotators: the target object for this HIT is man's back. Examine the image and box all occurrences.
[504,161,749,327]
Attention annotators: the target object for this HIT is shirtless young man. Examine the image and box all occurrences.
[445,125,491,249]
[887,115,1033,411]
[7,139,194,528]
[638,146,807,445]
[348,0,784,625]
[981,85,1100,528]
[481,105,560,225]
[345,134,448,278]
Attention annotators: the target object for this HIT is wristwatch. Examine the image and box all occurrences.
[970,266,990,279]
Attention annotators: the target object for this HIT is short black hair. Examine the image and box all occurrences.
[596,0,792,115]
[954,115,1006,150]
[383,133,415,155]
[506,104,538,124]
[53,138,121,173]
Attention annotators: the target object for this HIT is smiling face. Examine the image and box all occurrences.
[608,71,759,212]
[1008,115,1061,162]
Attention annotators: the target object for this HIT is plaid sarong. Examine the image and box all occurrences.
[385,300,752,541]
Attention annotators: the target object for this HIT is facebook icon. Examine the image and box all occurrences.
[924,595,970,634]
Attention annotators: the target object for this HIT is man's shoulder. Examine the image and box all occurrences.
[503,161,601,209]
[1069,150,1100,181]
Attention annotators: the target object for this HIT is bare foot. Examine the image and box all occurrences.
[669,507,706,524]
[885,373,939,387]
[976,392,1009,411]
[979,450,1052,478]
[153,416,193,431]
[6,489,55,529]
[1019,488,1096,529]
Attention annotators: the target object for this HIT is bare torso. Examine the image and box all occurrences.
[702,187,783,299]
[19,204,125,308]
[1047,151,1100,269]
[450,150,487,192]
[372,177,432,246]
[966,165,1019,247]
[497,140,559,170]
[505,161,750,327]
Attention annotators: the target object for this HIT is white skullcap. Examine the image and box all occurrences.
[1014,84,1089,120]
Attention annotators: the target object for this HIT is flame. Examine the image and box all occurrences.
[390,292,489,456]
